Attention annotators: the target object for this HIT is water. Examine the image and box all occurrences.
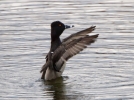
[0,0,134,100]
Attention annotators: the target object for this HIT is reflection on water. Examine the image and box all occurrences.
[0,0,134,100]
[42,77,94,100]
[44,78,67,100]
[43,77,76,100]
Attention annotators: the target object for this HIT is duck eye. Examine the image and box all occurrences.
[59,24,61,26]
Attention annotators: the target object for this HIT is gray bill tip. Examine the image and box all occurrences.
[71,25,74,27]
[65,25,74,29]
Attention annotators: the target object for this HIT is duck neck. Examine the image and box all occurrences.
[51,37,61,52]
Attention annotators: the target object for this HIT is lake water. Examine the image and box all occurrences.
[0,0,134,100]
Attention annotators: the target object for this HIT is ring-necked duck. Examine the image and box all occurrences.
[40,21,99,80]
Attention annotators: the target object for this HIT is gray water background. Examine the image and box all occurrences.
[0,0,134,100]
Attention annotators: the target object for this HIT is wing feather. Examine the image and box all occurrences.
[52,34,99,71]
[62,26,96,44]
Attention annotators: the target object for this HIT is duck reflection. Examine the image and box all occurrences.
[42,76,80,100]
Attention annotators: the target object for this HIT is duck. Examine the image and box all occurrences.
[40,21,99,80]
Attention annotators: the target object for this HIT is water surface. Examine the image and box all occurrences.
[0,0,134,100]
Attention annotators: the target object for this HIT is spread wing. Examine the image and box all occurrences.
[62,26,96,44]
[52,34,99,71]
[40,26,98,75]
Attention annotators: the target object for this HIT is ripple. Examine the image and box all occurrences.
[0,0,134,100]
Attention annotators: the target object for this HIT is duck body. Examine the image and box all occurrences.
[44,32,66,80]
[45,62,66,80]
[40,21,99,80]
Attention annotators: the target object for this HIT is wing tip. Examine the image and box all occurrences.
[90,34,99,38]
[96,34,99,37]
[86,26,96,33]
[91,25,96,28]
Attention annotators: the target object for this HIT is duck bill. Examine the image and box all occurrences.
[65,25,74,29]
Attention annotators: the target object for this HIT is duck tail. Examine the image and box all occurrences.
[40,62,49,79]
